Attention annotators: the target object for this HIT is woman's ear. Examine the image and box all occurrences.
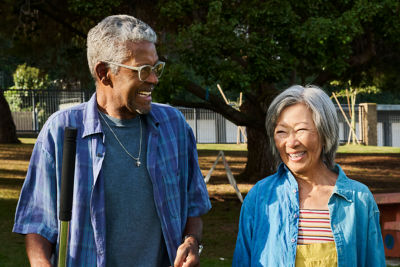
[95,62,112,86]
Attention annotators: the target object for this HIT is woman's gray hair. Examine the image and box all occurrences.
[87,15,157,78]
[265,85,339,170]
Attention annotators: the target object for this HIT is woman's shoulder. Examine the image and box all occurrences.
[335,164,373,194]
[334,164,378,208]
[246,167,288,198]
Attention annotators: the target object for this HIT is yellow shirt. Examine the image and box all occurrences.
[295,242,338,267]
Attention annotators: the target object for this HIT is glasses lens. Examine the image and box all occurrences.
[139,66,152,81]
[154,62,164,78]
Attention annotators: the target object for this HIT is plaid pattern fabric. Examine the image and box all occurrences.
[13,93,211,266]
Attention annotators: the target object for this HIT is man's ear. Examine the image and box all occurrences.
[95,62,112,86]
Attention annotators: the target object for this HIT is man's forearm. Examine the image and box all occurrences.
[174,216,203,267]
[26,233,54,267]
[183,216,203,244]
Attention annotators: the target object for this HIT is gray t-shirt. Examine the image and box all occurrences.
[99,112,170,267]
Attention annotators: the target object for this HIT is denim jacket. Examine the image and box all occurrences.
[233,164,385,267]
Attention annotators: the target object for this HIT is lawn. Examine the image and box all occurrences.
[1,140,400,266]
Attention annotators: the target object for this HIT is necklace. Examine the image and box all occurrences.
[98,111,142,167]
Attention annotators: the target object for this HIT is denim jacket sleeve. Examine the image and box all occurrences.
[233,185,257,267]
[366,204,386,267]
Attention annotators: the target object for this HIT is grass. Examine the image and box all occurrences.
[338,144,400,154]
[1,139,399,266]
[196,143,247,151]
[0,139,241,266]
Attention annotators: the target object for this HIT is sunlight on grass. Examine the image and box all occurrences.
[197,143,400,154]
[18,138,37,144]
[207,184,252,196]
[338,144,400,154]
[197,143,247,151]
[0,188,21,200]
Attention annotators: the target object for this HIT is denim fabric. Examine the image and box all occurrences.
[13,93,211,266]
[233,164,385,267]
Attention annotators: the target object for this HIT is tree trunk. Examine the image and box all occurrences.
[0,91,20,143]
[240,126,275,182]
[238,96,275,182]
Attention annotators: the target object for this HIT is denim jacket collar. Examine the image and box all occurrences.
[279,163,354,203]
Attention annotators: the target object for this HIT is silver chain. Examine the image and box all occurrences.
[98,111,142,167]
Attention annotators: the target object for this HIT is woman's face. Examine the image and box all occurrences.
[274,103,323,177]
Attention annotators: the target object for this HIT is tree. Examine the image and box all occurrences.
[154,0,400,181]
[0,0,399,180]
[0,92,19,143]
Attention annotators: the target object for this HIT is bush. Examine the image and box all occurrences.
[10,63,50,90]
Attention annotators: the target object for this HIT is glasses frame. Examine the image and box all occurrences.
[103,60,165,81]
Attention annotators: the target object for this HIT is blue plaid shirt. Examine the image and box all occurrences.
[13,93,211,266]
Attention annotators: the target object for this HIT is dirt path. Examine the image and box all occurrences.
[199,151,400,199]
[336,154,400,193]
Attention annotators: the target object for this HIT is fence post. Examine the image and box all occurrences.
[359,103,377,146]
[31,91,39,133]
[194,108,198,142]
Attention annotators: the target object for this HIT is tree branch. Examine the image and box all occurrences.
[179,82,265,130]
[34,3,87,38]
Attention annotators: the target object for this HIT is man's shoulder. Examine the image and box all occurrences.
[151,102,179,113]
[38,102,87,139]
[150,103,184,120]
[45,102,87,127]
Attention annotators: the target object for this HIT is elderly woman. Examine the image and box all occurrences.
[233,85,385,266]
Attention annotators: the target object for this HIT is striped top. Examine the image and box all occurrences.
[297,209,334,244]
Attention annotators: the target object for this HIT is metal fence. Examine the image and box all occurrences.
[177,107,246,143]
[3,89,86,133]
[3,89,400,146]
[377,105,400,147]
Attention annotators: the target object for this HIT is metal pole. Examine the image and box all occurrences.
[58,127,77,267]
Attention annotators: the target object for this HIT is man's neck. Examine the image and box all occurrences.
[96,88,138,119]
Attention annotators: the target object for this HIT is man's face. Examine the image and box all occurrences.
[110,41,159,115]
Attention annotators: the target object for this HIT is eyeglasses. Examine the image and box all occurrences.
[103,60,165,81]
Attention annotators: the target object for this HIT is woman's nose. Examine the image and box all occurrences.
[286,132,300,147]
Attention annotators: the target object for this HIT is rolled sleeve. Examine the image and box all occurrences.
[13,139,58,244]
[186,124,211,217]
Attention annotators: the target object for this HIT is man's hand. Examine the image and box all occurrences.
[173,235,200,267]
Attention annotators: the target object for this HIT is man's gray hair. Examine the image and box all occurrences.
[87,14,157,78]
[265,85,339,170]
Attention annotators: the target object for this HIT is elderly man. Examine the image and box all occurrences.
[13,15,211,267]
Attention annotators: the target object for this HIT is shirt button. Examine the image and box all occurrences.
[293,189,297,193]
[294,213,298,218]
[291,238,296,243]
[97,153,103,157]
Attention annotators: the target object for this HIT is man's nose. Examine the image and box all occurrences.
[145,71,159,84]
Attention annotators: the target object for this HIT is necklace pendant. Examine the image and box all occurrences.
[136,160,141,167]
